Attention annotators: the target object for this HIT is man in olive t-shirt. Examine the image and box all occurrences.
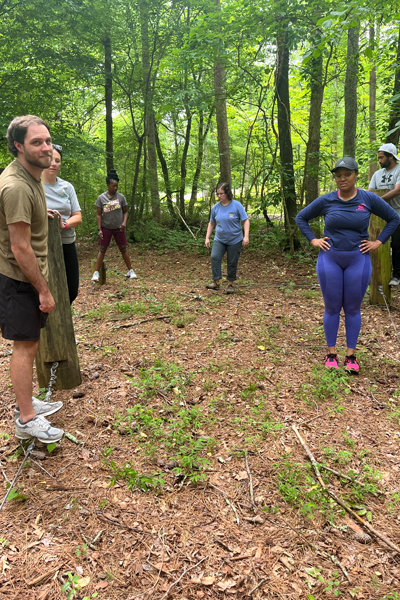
[0,115,64,444]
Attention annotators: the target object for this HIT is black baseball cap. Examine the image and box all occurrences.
[331,157,358,173]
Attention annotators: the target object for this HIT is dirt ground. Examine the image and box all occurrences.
[1,242,400,600]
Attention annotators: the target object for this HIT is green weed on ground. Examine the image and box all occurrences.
[297,367,352,404]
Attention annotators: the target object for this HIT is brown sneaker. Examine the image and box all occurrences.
[206,282,220,290]
[225,284,234,294]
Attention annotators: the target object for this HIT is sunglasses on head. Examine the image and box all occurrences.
[52,144,62,152]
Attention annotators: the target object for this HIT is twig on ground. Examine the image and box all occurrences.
[209,483,230,497]
[370,391,387,408]
[248,578,266,595]
[27,565,63,586]
[318,464,385,495]
[158,556,208,600]
[213,536,231,552]
[244,450,256,510]
[300,409,335,426]
[113,315,171,330]
[225,497,240,525]
[292,425,400,555]
[29,458,57,479]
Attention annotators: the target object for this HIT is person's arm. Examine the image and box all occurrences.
[120,205,128,231]
[359,192,400,253]
[205,221,215,248]
[295,197,330,249]
[8,222,54,313]
[96,206,103,239]
[379,184,400,202]
[63,210,82,229]
[242,218,250,247]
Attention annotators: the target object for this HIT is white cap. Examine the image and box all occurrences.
[379,143,399,161]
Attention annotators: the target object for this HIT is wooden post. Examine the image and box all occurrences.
[35,217,82,389]
[91,259,106,284]
[369,189,391,305]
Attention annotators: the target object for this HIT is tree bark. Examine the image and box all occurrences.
[275,23,297,238]
[304,52,324,205]
[369,23,378,179]
[213,0,231,184]
[104,35,114,173]
[128,136,144,228]
[343,23,360,158]
[179,108,192,218]
[386,23,400,146]
[189,109,214,216]
[139,0,160,221]
[155,126,177,222]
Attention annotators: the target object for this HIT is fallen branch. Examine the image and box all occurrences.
[248,577,266,596]
[292,426,400,555]
[27,564,63,586]
[113,315,171,330]
[225,497,240,525]
[300,409,336,426]
[318,464,385,495]
[158,556,208,600]
[95,512,153,534]
[244,450,256,510]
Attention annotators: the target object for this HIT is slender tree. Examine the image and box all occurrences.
[104,35,114,172]
[343,23,360,157]
[213,0,231,184]
[275,21,297,239]
[386,23,400,146]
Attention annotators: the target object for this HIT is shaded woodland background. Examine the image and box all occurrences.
[0,0,399,247]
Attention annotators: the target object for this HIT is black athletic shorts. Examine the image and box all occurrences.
[0,273,48,341]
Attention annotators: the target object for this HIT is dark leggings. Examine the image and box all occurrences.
[316,248,372,349]
[62,242,79,304]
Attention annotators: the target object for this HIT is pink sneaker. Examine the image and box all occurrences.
[344,355,359,372]
[324,354,338,369]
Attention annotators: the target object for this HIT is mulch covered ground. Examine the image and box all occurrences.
[0,242,400,599]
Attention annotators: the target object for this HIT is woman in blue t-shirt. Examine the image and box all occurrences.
[204,182,249,294]
[296,157,400,372]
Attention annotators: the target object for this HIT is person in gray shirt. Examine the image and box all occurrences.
[368,143,400,286]
[43,144,82,303]
[92,169,136,281]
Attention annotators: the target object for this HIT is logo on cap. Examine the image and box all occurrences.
[339,161,345,165]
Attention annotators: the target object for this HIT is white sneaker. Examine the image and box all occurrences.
[15,415,64,443]
[389,276,400,286]
[14,397,64,421]
[91,271,100,282]
[126,269,137,279]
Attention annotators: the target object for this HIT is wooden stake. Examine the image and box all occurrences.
[369,189,391,305]
[35,217,81,390]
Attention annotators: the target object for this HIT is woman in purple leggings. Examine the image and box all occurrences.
[296,157,400,371]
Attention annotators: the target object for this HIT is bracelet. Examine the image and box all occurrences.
[64,221,68,229]
[98,227,101,231]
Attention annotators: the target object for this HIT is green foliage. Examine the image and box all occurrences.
[6,483,27,502]
[298,367,351,403]
[130,359,194,400]
[275,460,332,518]
[101,453,165,492]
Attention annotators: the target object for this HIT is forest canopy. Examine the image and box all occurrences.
[0,0,399,244]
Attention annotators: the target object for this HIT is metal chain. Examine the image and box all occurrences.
[378,286,400,349]
[44,361,59,403]
[0,440,35,512]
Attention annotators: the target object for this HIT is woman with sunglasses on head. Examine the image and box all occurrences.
[205,182,249,294]
[296,157,400,372]
[43,144,82,304]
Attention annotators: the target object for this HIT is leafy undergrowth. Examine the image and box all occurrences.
[0,244,400,599]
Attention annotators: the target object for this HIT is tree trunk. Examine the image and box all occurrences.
[304,52,324,205]
[369,23,378,179]
[155,126,177,222]
[275,24,297,239]
[104,35,114,173]
[189,109,214,216]
[128,136,144,229]
[179,110,192,218]
[386,23,400,146]
[139,0,160,221]
[213,0,231,184]
[369,189,391,305]
[343,23,360,158]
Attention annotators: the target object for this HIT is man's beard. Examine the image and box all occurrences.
[24,148,52,169]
